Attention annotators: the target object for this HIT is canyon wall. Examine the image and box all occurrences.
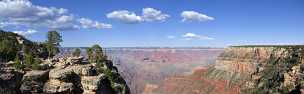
[148,46,304,94]
[214,46,298,74]
[211,46,304,93]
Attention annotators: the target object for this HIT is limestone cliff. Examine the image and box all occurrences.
[208,46,304,94]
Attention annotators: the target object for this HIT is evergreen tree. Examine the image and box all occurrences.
[46,31,62,58]
[86,48,93,63]
[0,31,20,61]
[73,48,81,57]
[92,44,106,63]
[13,54,23,70]
[47,31,62,46]
[31,58,42,70]
[24,53,34,68]
[86,44,107,63]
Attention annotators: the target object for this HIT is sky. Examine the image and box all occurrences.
[0,0,304,47]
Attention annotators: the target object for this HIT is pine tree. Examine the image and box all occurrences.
[24,53,34,68]
[13,54,23,70]
[31,58,42,70]
[86,44,107,63]
[86,48,93,63]
[73,48,81,57]
[46,31,62,58]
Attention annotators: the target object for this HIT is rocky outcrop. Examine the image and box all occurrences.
[0,56,130,94]
[20,70,49,93]
[0,65,24,94]
[215,47,291,74]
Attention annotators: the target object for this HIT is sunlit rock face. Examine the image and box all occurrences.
[0,56,130,94]
[205,46,304,94]
[140,46,304,94]
[214,47,290,74]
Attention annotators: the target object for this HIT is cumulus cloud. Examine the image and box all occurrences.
[0,0,111,31]
[106,7,170,24]
[106,10,142,24]
[182,32,214,40]
[79,18,112,29]
[142,8,170,22]
[181,11,214,22]
[13,29,37,35]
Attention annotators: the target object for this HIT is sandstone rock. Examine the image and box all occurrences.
[81,74,106,91]
[43,79,75,94]
[66,56,84,64]
[215,47,296,74]
[49,64,97,81]
[212,46,304,93]
[1,55,129,94]
[20,70,49,93]
[39,63,53,70]
[0,69,23,94]
[22,70,49,81]
[49,68,80,84]
[71,64,97,76]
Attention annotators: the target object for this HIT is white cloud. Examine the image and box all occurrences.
[181,11,214,22]
[106,7,170,24]
[167,35,175,39]
[13,29,37,35]
[106,10,142,24]
[79,18,112,29]
[182,32,214,40]
[0,0,111,31]
[183,33,197,37]
[142,8,170,22]
[0,22,4,28]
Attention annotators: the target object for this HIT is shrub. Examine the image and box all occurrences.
[31,58,42,70]
[13,54,24,70]
[73,48,81,57]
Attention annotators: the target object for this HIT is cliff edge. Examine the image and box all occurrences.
[208,46,304,94]
[0,30,130,94]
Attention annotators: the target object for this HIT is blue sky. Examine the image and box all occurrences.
[1,0,304,47]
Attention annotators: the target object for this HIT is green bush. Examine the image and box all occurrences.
[31,58,42,70]
[73,48,81,57]
[13,54,24,70]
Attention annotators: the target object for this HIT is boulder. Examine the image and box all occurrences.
[81,74,107,91]
[72,64,97,76]
[49,67,75,82]
[20,70,49,93]
[66,56,84,64]
[43,79,74,94]
[0,69,23,94]
[49,64,97,81]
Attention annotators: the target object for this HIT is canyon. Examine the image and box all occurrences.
[105,48,224,94]
[2,31,304,94]
[144,46,304,94]
[104,46,304,94]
